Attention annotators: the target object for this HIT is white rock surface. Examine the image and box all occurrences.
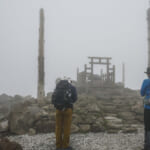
[7,129,144,150]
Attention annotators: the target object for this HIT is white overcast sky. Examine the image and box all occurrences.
[0,0,149,97]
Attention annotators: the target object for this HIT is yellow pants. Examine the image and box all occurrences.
[55,108,73,149]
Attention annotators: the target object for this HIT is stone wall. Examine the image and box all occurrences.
[6,91,143,135]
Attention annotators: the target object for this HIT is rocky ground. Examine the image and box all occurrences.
[7,128,144,150]
[0,89,145,150]
[0,88,145,150]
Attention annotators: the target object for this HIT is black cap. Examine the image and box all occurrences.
[145,67,150,74]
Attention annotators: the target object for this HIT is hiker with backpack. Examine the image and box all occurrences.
[141,67,150,150]
[52,78,77,150]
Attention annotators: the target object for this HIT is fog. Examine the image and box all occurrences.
[0,0,148,97]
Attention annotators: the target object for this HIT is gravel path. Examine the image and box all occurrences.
[7,130,144,150]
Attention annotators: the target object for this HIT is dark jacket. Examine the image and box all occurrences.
[52,82,78,110]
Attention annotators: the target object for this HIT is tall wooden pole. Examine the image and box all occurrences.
[37,8,45,103]
[147,5,150,67]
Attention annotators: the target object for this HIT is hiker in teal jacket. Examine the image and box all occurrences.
[141,67,150,150]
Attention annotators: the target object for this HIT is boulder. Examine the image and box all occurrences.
[81,115,98,124]
[79,124,90,133]
[87,103,101,112]
[49,112,55,121]
[8,103,48,134]
[91,124,105,132]
[71,124,79,133]
[0,138,23,150]
[72,114,83,125]
[28,128,36,135]
[104,116,122,124]
[122,127,138,133]
[105,116,123,130]
[0,120,8,132]
[131,101,143,115]
[118,112,135,120]
[34,119,55,133]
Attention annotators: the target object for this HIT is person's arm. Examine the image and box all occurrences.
[140,80,147,96]
[71,86,77,103]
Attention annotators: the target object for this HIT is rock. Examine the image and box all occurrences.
[72,114,83,124]
[107,123,123,130]
[28,128,36,135]
[71,124,79,133]
[42,106,50,111]
[107,129,118,133]
[104,113,117,117]
[8,104,45,134]
[0,138,23,150]
[131,101,143,115]
[87,103,101,112]
[105,116,123,130]
[91,124,105,132]
[95,117,104,125]
[34,119,55,133]
[0,120,8,132]
[104,116,122,124]
[40,110,49,118]
[0,114,5,122]
[122,127,138,133]
[102,106,117,113]
[49,104,55,111]
[135,115,143,123]
[49,112,55,121]
[79,124,90,132]
[119,112,135,120]
[80,114,98,124]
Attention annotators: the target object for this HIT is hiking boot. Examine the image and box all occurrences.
[63,146,73,150]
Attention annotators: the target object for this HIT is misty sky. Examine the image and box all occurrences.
[0,0,149,97]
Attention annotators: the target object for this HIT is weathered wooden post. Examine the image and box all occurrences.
[37,8,45,104]
[147,5,150,67]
